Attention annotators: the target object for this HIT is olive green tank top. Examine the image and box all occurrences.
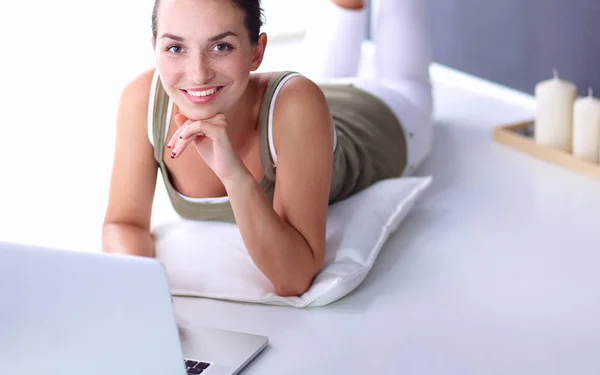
[150,71,407,224]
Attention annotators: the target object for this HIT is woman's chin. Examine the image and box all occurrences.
[176,103,222,121]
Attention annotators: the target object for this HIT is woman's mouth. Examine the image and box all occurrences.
[181,86,225,104]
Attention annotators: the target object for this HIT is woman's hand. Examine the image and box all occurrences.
[167,113,246,183]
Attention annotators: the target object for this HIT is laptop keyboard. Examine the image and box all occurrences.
[184,359,211,374]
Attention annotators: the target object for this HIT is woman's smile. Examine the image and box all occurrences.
[181,85,226,104]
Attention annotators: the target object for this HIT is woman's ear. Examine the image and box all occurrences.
[251,33,268,71]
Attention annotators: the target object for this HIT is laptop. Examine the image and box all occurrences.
[0,241,268,375]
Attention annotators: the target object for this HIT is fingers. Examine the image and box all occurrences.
[171,129,204,159]
[178,121,207,140]
[166,125,185,149]
[165,113,228,159]
[169,121,207,159]
[170,133,198,159]
[166,113,190,149]
[166,113,189,150]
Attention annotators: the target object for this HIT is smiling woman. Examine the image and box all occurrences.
[101,0,433,297]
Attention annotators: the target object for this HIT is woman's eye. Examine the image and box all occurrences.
[212,43,231,53]
[167,45,183,53]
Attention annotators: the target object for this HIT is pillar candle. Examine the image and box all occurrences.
[534,70,578,151]
[572,88,600,163]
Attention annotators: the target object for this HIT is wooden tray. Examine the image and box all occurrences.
[492,120,600,181]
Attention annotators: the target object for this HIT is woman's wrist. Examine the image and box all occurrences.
[222,165,254,193]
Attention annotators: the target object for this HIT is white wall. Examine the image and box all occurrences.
[0,2,149,249]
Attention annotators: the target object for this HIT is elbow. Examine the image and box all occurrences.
[274,278,312,297]
[101,221,154,257]
[102,222,126,253]
[273,264,321,297]
[272,242,325,297]
[101,223,116,253]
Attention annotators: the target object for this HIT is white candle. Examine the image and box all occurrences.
[534,69,578,151]
[572,88,600,163]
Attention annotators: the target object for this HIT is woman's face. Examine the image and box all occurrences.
[154,0,264,120]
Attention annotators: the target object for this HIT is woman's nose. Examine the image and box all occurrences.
[188,53,215,83]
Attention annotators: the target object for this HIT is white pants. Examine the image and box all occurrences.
[302,0,434,175]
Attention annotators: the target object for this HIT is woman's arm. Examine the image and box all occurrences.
[223,76,334,296]
[102,69,158,257]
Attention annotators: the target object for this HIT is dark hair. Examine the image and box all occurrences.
[152,0,265,44]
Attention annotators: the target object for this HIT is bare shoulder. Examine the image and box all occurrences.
[276,74,327,108]
[271,74,332,139]
[119,67,156,110]
[268,72,334,154]
[253,71,327,105]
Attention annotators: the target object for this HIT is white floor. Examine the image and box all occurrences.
[173,38,600,375]
[2,24,600,374]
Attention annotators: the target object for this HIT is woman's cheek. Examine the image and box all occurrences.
[156,68,179,92]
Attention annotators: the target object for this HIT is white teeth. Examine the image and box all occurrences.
[187,88,218,97]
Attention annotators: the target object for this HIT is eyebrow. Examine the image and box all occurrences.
[208,31,238,42]
[160,31,238,42]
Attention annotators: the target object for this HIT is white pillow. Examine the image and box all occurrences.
[153,176,432,308]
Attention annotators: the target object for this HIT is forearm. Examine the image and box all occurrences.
[224,171,318,296]
[102,223,154,258]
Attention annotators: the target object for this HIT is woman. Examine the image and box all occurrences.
[102,0,433,296]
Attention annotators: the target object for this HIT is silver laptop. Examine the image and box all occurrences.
[0,241,268,375]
